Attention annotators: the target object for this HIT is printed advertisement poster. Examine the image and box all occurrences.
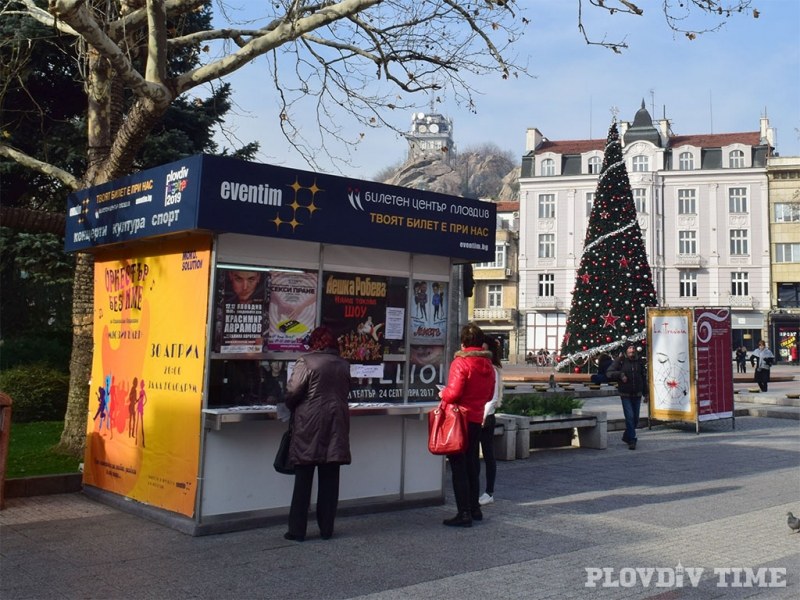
[321,272,407,361]
[410,280,448,345]
[83,235,211,517]
[694,308,734,421]
[347,347,445,403]
[267,271,318,351]
[213,267,269,353]
[647,308,697,422]
[777,327,798,362]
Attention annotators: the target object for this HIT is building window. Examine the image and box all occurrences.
[731,272,749,296]
[678,230,697,255]
[633,188,647,213]
[678,152,694,170]
[538,194,556,218]
[475,244,506,268]
[488,284,502,307]
[776,243,800,263]
[679,271,697,297]
[775,203,800,222]
[541,158,555,176]
[729,229,749,255]
[586,192,595,216]
[777,283,800,308]
[588,156,602,174]
[538,273,555,297]
[632,155,649,172]
[538,233,555,258]
[678,189,696,214]
[728,187,748,213]
[729,149,745,168]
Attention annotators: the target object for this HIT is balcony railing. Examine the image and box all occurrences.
[725,295,754,308]
[533,296,561,309]
[674,254,702,267]
[472,307,516,322]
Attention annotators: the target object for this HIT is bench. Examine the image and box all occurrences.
[492,409,607,460]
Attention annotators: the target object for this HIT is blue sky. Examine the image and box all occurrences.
[216,1,800,181]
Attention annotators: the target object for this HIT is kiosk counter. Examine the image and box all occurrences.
[65,154,496,535]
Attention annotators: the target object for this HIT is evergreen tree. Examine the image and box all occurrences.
[558,121,658,372]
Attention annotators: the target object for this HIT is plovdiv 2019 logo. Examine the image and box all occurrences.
[165,166,189,207]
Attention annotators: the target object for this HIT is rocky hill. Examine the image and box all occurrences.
[379,148,519,201]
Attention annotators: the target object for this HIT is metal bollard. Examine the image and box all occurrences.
[0,392,13,510]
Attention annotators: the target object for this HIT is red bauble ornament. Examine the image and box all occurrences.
[574,367,581,373]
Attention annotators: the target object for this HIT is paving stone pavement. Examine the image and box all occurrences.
[1,413,798,600]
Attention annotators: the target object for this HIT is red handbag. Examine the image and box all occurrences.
[428,402,468,455]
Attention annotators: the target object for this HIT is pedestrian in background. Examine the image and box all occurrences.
[735,345,748,374]
[607,343,648,450]
[750,340,775,392]
[438,323,494,527]
[283,326,352,542]
[479,335,503,507]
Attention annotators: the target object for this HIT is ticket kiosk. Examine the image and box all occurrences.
[65,155,495,534]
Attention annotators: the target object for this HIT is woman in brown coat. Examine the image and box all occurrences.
[283,326,352,541]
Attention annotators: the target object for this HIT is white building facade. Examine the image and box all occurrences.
[518,103,775,355]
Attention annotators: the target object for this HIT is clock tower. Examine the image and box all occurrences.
[405,112,456,165]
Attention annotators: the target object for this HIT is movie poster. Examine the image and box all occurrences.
[84,235,211,517]
[267,271,318,351]
[410,280,448,345]
[213,266,269,353]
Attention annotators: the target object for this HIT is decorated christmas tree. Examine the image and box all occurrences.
[557,120,658,372]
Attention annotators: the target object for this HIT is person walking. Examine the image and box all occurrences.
[750,339,775,392]
[439,323,494,527]
[478,336,503,507]
[607,343,648,450]
[283,326,352,541]
[735,346,748,374]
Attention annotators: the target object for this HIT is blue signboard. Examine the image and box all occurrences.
[66,155,496,261]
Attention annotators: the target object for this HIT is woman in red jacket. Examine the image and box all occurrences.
[439,323,495,527]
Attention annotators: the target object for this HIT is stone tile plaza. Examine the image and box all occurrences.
[2,365,798,599]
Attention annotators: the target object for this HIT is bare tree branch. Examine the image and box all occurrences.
[0,144,81,189]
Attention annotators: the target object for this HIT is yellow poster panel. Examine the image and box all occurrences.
[647,307,697,423]
[83,235,211,516]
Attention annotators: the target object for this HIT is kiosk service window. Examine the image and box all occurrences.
[208,264,447,408]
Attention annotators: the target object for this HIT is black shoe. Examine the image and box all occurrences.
[284,532,305,542]
[628,440,637,450]
[471,508,483,521]
[621,434,630,444]
[443,511,473,527]
[320,532,333,540]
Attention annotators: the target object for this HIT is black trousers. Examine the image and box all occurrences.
[288,463,340,538]
[754,368,770,391]
[447,422,482,513]
[479,415,497,495]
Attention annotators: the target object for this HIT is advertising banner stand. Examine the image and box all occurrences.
[66,154,496,535]
[647,307,735,434]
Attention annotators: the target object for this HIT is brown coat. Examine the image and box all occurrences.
[284,349,352,465]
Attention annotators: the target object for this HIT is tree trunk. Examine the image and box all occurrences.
[57,252,95,456]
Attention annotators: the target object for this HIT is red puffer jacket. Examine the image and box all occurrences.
[440,348,495,424]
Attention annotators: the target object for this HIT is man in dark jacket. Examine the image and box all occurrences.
[283,326,352,541]
[607,343,648,450]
